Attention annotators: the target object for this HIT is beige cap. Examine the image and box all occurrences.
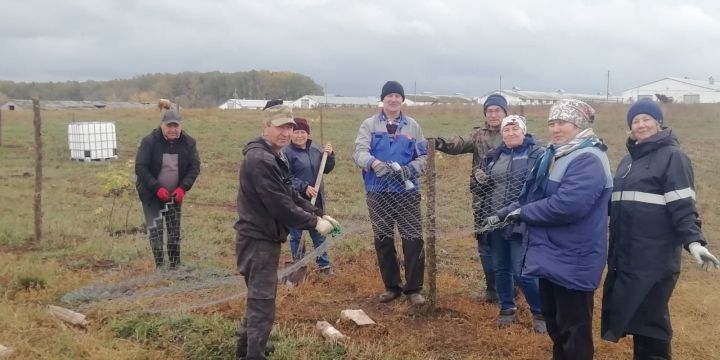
[263,104,295,126]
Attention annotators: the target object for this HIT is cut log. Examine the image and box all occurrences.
[339,309,376,326]
[0,344,13,358]
[316,321,347,342]
[47,305,89,327]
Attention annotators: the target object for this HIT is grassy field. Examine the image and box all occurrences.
[1,104,719,359]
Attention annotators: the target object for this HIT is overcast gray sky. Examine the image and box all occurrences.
[2,0,719,97]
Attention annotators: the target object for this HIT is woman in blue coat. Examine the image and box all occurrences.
[601,99,719,359]
[498,99,612,360]
[282,118,336,274]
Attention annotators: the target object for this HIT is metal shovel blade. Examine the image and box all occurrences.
[282,259,308,287]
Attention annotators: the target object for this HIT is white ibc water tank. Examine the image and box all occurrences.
[67,122,118,161]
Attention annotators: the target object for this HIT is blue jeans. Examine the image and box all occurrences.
[488,230,541,314]
[288,228,331,269]
[476,232,495,291]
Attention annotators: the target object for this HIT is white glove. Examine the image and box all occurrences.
[315,217,334,235]
[372,160,393,177]
[322,215,340,228]
[474,168,488,184]
[688,242,720,271]
[483,215,501,227]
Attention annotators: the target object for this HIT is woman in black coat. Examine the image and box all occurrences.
[601,99,719,359]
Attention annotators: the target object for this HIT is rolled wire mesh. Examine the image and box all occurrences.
[61,153,531,314]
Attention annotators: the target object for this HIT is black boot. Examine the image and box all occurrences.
[634,335,672,360]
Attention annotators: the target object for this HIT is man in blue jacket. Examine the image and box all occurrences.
[353,81,428,305]
[501,99,612,360]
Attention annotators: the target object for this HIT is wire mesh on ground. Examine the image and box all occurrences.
[61,158,529,314]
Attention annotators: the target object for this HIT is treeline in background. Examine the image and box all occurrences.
[0,70,324,108]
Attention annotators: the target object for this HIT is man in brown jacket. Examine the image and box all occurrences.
[234,100,340,360]
[434,94,507,302]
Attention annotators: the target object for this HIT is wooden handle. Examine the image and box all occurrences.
[310,151,329,206]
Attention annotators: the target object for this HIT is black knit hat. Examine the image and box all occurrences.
[381,81,405,101]
[483,94,508,116]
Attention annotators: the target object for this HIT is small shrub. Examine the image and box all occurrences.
[13,275,47,290]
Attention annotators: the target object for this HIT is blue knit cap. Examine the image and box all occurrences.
[484,94,508,116]
[627,99,663,128]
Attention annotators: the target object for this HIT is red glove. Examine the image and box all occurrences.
[156,187,171,202]
[172,187,186,204]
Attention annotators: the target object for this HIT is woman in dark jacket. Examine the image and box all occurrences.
[282,118,336,274]
[601,99,719,359]
[478,115,546,332]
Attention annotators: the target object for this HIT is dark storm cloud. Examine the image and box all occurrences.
[2,0,720,96]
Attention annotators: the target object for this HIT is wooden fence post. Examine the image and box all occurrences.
[32,98,43,244]
[425,138,437,309]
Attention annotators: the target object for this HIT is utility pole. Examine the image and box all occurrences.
[606,70,611,102]
[499,75,502,93]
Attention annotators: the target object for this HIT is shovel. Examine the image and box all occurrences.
[283,150,329,287]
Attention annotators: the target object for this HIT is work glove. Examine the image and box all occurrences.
[392,163,414,179]
[315,217,335,236]
[156,187,171,202]
[688,242,720,271]
[481,215,501,228]
[503,208,522,223]
[474,168,489,184]
[172,188,186,204]
[322,215,342,235]
[372,161,393,177]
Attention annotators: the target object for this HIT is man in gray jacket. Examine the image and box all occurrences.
[234,100,340,360]
[353,81,428,305]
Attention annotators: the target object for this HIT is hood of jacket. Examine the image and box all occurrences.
[626,128,679,160]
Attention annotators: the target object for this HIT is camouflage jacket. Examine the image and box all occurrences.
[435,125,501,170]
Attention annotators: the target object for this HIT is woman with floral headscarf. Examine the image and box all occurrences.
[497,99,612,360]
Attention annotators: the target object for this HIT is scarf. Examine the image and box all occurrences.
[520,128,605,203]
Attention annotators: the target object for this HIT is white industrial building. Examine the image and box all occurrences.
[622,77,720,104]
[218,99,269,110]
[477,88,622,106]
[292,95,382,109]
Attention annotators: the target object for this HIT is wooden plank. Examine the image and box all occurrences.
[316,321,347,342]
[0,344,13,359]
[47,305,89,327]
[339,309,376,326]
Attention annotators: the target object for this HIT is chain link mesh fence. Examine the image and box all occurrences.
[62,139,534,314]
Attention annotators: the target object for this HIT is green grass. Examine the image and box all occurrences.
[1,104,720,359]
[111,313,236,360]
